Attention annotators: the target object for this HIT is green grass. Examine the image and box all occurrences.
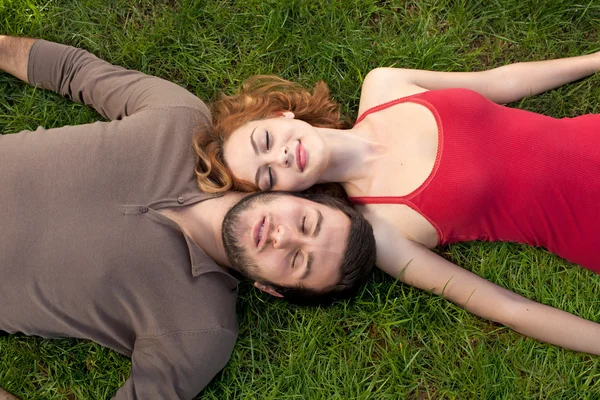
[2,0,600,398]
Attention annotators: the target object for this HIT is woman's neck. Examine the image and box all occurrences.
[317,125,384,187]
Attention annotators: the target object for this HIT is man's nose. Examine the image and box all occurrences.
[270,224,299,249]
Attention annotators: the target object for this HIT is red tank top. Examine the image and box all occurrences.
[349,88,600,273]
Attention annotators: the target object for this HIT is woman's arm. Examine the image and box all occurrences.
[361,52,600,105]
[0,35,35,82]
[372,221,600,354]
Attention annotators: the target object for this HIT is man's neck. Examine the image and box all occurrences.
[163,192,245,269]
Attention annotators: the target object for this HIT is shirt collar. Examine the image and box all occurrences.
[181,220,238,282]
[157,189,238,282]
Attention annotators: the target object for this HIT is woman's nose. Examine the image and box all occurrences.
[278,147,290,168]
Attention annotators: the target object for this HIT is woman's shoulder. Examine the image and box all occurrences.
[353,200,438,249]
[357,68,428,118]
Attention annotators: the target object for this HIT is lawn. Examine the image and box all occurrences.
[2,0,600,398]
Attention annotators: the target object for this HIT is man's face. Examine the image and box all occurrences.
[222,193,350,293]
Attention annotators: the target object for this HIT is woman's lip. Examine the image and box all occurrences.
[296,140,306,172]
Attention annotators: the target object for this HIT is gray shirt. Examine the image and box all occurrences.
[0,40,238,399]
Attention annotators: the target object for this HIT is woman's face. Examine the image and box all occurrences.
[223,112,329,192]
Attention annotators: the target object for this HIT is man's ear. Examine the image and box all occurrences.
[278,111,295,119]
[254,282,284,298]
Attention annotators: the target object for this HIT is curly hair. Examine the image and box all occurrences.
[193,75,348,193]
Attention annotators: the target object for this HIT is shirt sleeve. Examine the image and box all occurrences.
[26,40,209,121]
[112,328,237,400]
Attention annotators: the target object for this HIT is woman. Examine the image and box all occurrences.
[194,52,600,354]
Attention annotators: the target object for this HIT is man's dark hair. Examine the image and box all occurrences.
[222,191,376,306]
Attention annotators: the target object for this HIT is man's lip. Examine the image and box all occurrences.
[253,216,269,250]
[296,140,306,172]
[259,217,270,250]
[253,217,265,248]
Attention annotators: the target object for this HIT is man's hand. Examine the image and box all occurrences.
[0,35,36,82]
[0,387,20,400]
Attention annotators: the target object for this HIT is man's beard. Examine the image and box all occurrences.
[221,192,278,278]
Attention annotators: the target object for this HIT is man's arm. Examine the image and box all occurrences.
[0,387,19,400]
[0,36,208,122]
[0,35,35,82]
[113,329,236,399]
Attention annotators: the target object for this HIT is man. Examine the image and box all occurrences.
[0,36,376,399]
[220,191,377,305]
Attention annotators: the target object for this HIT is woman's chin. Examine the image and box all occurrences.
[298,179,322,192]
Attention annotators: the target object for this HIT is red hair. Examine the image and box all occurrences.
[193,75,348,193]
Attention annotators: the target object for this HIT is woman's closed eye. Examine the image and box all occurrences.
[265,131,270,150]
[267,166,274,189]
[257,166,274,191]
[261,131,273,190]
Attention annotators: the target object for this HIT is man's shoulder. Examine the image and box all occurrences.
[138,77,211,119]
[183,271,239,332]
[125,325,237,399]
[149,267,239,337]
[113,98,209,151]
[131,95,210,127]
[148,324,237,344]
[138,324,238,362]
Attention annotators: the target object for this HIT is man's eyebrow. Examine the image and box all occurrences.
[250,127,258,155]
[301,253,313,280]
[301,210,322,280]
[312,210,323,238]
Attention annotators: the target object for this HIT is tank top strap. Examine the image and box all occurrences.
[349,196,409,205]
[350,89,443,206]
[355,91,426,126]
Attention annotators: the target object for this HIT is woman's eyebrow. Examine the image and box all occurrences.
[254,166,261,187]
[250,127,258,155]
